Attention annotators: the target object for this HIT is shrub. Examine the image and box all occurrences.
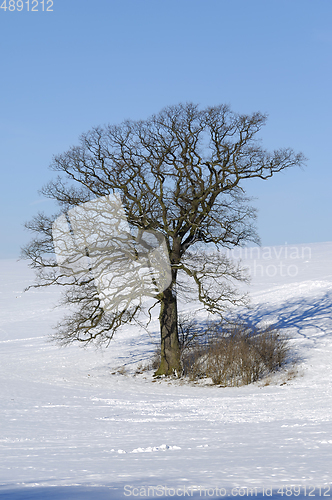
[180,318,290,386]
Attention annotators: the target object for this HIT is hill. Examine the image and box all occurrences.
[1,242,332,498]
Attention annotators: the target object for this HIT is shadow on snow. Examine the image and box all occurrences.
[0,485,323,500]
[236,290,332,343]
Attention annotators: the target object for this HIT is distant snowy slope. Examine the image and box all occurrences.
[0,243,332,499]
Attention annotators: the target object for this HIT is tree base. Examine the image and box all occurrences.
[154,358,182,377]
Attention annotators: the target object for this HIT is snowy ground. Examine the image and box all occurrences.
[1,242,332,499]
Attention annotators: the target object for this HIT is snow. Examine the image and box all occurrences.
[1,243,332,499]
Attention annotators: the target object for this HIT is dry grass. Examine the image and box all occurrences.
[134,349,161,375]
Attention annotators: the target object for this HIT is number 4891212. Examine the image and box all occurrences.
[0,0,53,11]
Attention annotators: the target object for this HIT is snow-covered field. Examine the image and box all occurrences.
[1,242,332,499]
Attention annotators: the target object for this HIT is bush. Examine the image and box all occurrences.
[180,319,290,386]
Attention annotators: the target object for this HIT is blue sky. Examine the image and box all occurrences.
[0,0,331,258]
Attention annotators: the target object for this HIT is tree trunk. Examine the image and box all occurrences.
[154,285,181,376]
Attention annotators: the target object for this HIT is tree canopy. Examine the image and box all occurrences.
[23,103,305,375]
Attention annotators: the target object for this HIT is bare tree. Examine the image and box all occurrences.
[22,103,305,375]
